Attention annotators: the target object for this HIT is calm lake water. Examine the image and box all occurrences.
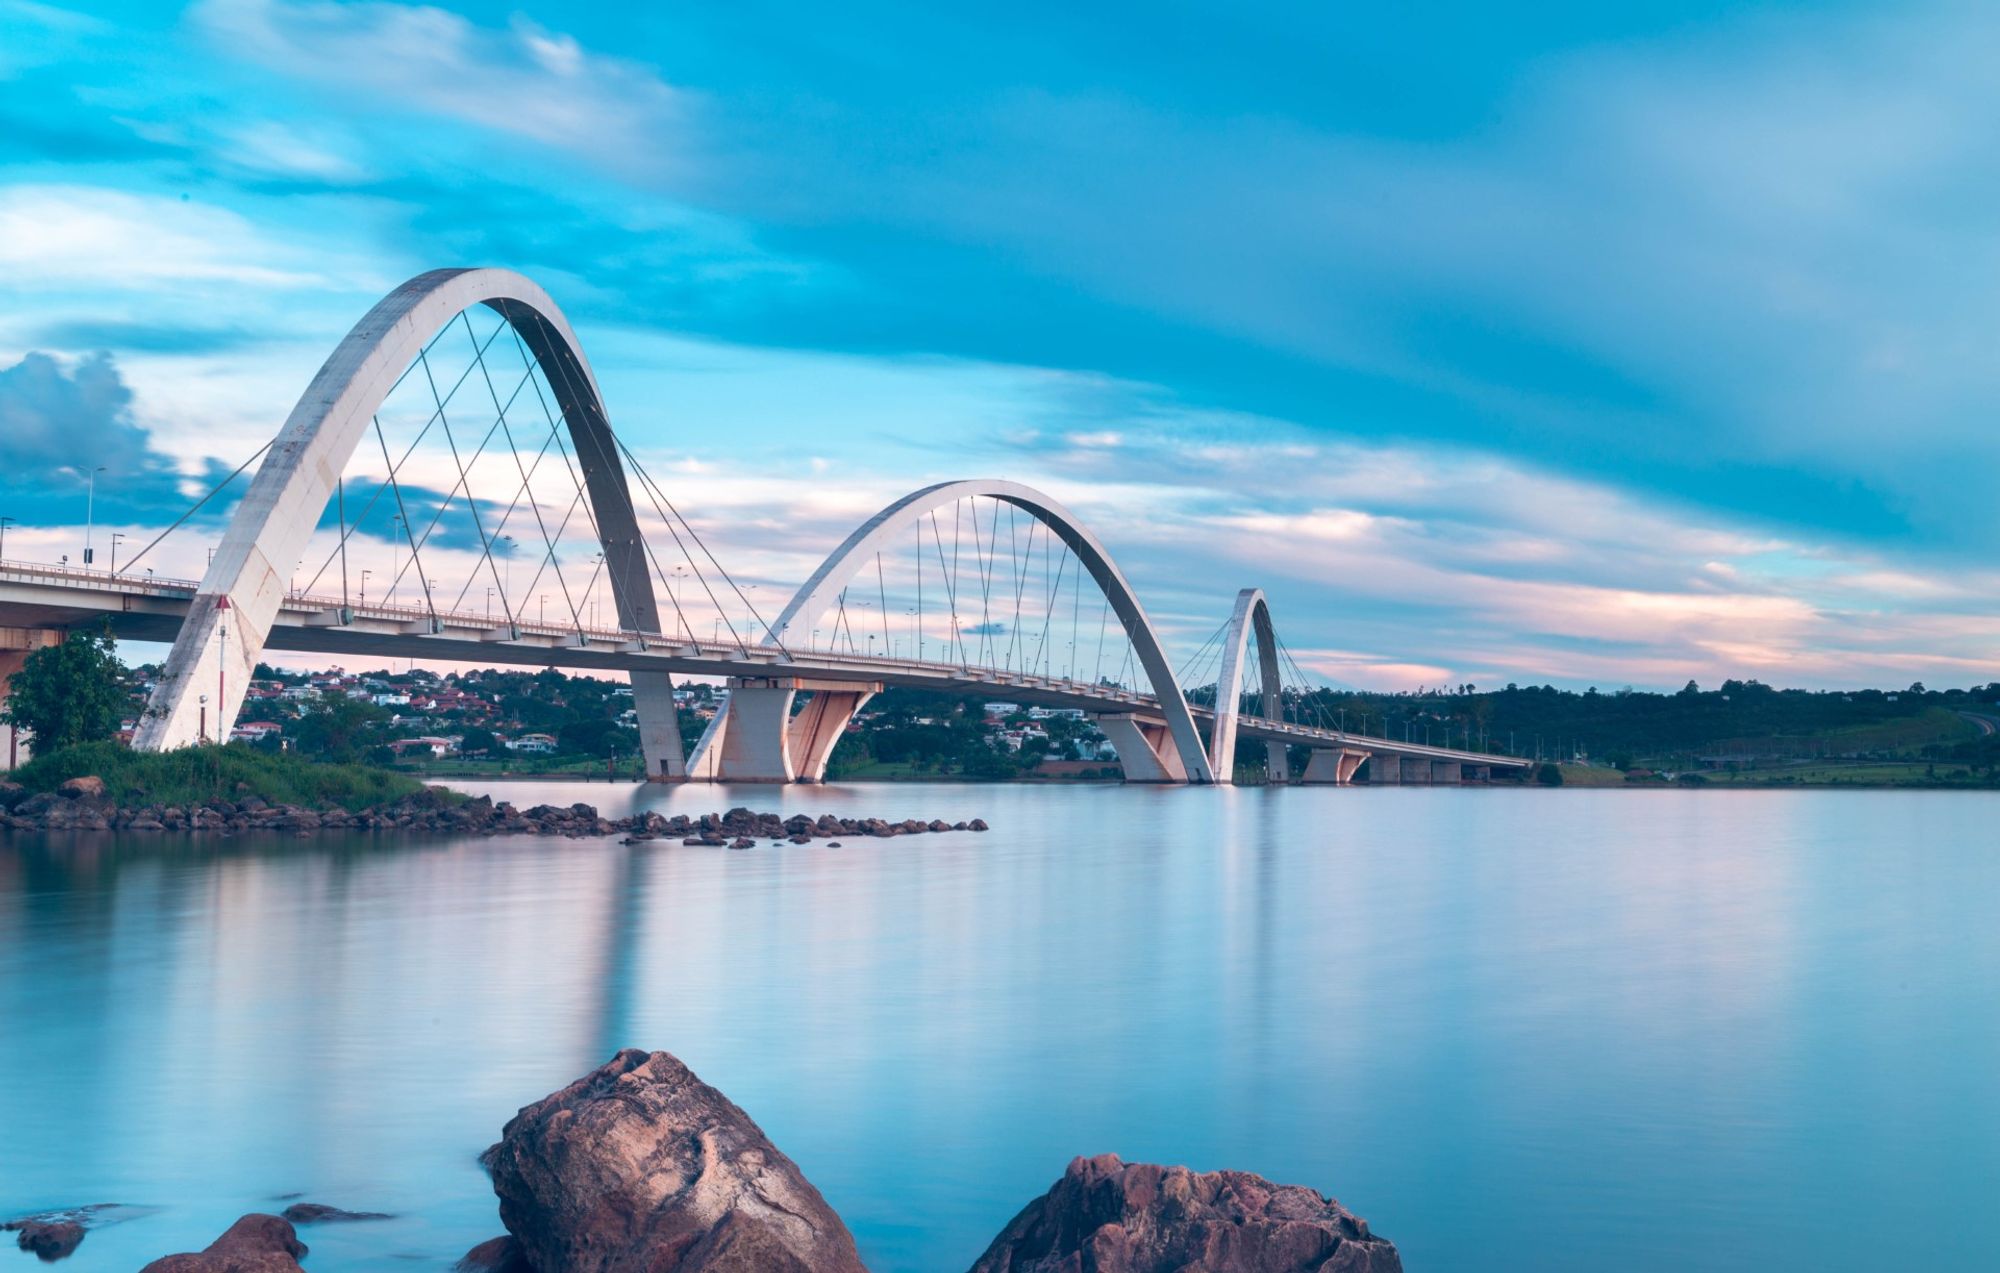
[2,783,1996,1270]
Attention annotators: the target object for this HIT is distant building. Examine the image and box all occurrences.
[506,733,558,754]
[389,735,459,758]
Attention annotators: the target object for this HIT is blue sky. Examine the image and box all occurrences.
[2,0,1997,689]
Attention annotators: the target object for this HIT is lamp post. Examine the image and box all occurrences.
[360,569,371,606]
[390,515,403,605]
[590,552,605,629]
[82,465,105,567]
[110,532,125,575]
[0,516,13,561]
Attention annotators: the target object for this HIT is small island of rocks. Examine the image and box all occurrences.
[0,778,987,844]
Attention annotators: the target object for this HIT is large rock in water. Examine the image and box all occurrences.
[485,1048,867,1273]
[967,1154,1402,1273]
[139,1214,307,1272]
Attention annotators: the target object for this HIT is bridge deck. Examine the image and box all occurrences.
[0,561,1527,770]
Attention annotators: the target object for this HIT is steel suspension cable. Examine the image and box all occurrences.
[114,439,273,577]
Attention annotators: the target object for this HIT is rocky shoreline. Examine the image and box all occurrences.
[12,1050,1401,1272]
[0,777,987,842]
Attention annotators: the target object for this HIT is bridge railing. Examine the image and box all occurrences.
[0,558,202,594]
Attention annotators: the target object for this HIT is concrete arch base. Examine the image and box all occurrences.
[686,677,881,783]
[1097,713,1189,783]
[1301,747,1370,785]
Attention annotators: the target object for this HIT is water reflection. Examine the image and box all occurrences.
[2,787,1998,1271]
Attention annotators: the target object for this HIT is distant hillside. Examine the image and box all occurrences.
[1286,679,2000,771]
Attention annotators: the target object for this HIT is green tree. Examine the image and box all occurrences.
[3,627,126,750]
[291,694,391,763]
[459,726,500,756]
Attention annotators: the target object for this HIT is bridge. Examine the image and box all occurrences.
[0,268,1527,787]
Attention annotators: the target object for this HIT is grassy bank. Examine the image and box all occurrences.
[11,741,435,810]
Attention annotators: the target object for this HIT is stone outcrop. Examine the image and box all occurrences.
[484,1048,866,1273]
[138,1213,307,1272]
[967,1154,1402,1273]
[0,784,990,842]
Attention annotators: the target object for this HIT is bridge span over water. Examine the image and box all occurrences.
[0,268,1527,787]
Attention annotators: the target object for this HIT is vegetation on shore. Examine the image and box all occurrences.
[10,741,433,811]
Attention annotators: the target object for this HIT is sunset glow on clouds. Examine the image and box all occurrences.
[1,0,1997,690]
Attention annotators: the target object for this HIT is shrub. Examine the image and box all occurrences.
[10,740,437,811]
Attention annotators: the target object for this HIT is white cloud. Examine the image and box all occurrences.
[0,186,325,289]
[192,0,694,183]
[221,120,370,182]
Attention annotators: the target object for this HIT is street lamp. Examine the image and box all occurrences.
[390,515,404,604]
[82,465,105,567]
[360,569,372,606]
[0,516,13,560]
[110,532,125,575]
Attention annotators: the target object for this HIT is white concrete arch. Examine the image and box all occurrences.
[1209,587,1290,785]
[132,267,686,778]
[728,478,1215,783]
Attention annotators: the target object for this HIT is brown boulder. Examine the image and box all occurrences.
[455,1235,536,1272]
[484,1048,866,1273]
[139,1213,307,1272]
[57,776,106,799]
[967,1154,1401,1273]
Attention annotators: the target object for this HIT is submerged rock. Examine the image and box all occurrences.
[139,1213,307,1272]
[967,1153,1402,1273]
[13,1219,85,1260]
[484,1048,866,1273]
[278,1202,391,1224]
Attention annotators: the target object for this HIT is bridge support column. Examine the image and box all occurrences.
[1097,713,1190,783]
[1431,760,1463,785]
[0,628,60,770]
[1300,747,1371,785]
[1367,754,1402,785]
[630,669,687,781]
[686,677,880,783]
